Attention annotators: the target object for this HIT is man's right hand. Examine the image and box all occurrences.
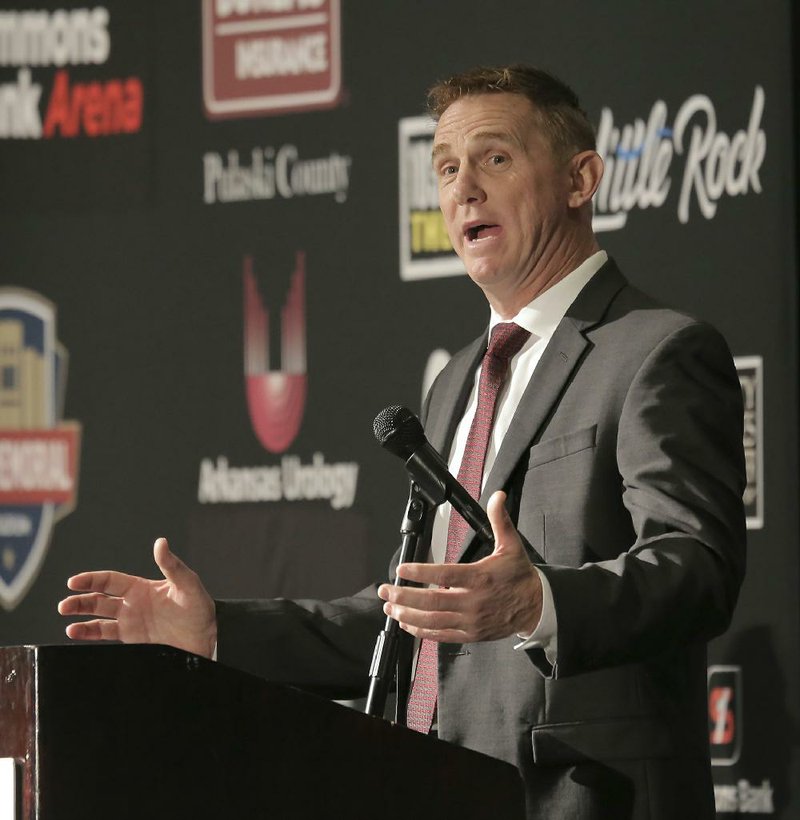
[57,537,217,659]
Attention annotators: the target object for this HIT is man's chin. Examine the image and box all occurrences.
[464,262,502,289]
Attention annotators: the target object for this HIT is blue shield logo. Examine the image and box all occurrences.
[0,288,80,609]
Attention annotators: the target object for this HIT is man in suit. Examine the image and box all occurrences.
[59,65,746,818]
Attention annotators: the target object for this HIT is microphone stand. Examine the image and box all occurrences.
[365,482,433,717]
[364,426,503,718]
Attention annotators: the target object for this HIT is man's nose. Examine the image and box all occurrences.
[452,167,486,205]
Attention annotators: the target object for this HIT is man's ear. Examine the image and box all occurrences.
[567,150,603,209]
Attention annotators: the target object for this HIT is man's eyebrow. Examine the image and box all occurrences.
[471,130,518,146]
[431,141,451,162]
[431,131,521,164]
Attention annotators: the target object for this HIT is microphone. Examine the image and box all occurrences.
[373,405,494,546]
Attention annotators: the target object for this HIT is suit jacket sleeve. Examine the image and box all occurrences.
[215,584,385,698]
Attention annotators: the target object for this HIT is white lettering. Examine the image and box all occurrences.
[595,101,672,222]
[235,33,327,79]
[204,144,350,204]
[0,68,42,138]
[203,147,277,204]
[275,142,295,198]
[673,86,765,223]
[197,456,282,503]
[0,7,110,67]
[281,452,358,510]
[215,0,324,16]
[197,452,359,509]
[276,142,351,202]
[0,439,72,492]
[714,779,774,814]
[593,86,766,231]
[407,138,438,210]
[0,513,33,537]
[217,0,299,17]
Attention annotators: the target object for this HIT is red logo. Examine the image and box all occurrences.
[708,665,742,765]
[202,0,341,119]
[243,252,307,453]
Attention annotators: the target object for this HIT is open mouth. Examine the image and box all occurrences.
[465,224,501,242]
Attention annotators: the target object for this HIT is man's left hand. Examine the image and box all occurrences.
[378,491,542,643]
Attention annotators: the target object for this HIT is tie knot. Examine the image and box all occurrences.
[487,322,530,362]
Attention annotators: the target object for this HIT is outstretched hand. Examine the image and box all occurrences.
[377,491,542,643]
[58,538,217,659]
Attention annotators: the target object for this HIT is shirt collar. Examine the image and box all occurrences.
[489,250,608,343]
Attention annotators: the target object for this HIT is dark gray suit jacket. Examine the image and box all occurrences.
[217,259,746,819]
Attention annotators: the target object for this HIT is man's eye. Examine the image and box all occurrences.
[439,164,457,177]
[489,154,506,166]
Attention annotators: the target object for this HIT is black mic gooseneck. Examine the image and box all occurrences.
[364,405,497,719]
[374,405,494,545]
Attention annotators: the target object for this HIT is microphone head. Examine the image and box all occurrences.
[373,405,425,459]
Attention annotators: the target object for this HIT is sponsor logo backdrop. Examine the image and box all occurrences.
[0,2,797,816]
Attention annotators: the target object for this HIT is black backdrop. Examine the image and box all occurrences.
[0,1,797,815]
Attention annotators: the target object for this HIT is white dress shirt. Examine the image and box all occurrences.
[428,250,608,664]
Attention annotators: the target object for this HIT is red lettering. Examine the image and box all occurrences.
[103,80,122,132]
[122,77,143,133]
[43,70,144,139]
[82,81,104,137]
[42,70,78,138]
[68,84,86,137]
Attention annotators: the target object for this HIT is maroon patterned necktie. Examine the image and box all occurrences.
[406,321,531,734]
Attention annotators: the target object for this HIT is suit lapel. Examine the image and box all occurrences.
[457,260,628,561]
[425,333,486,455]
[478,320,589,508]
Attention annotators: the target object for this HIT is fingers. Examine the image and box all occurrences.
[394,561,488,587]
[383,491,538,643]
[66,570,137,597]
[378,582,481,641]
[153,537,194,586]
[395,624,469,643]
[486,490,521,554]
[64,539,186,595]
[64,618,120,642]
[384,601,464,630]
[383,598,470,642]
[58,592,122,620]
[379,582,468,609]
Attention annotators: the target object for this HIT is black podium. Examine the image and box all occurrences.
[0,644,525,819]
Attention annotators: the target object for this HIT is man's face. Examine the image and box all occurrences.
[433,93,573,298]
